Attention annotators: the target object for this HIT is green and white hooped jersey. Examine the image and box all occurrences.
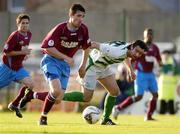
[86,41,129,70]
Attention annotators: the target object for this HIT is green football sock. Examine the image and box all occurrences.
[103,94,116,120]
[63,91,84,102]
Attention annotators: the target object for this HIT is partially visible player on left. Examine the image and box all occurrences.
[0,13,33,118]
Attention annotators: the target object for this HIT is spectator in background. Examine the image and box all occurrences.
[158,50,180,114]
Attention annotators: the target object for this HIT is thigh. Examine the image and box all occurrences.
[0,63,13,88]
[41,63,60,81]
[20,77,34,89]
[134,72,148,96]
[59,74,70,90]
[14,68,30,82]
[149,74,158,93]
[48,79,64,98]
[83,67,97,90]
[98,74,120,96]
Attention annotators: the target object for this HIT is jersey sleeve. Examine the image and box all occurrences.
[81,26,91,50]
[99,43,127,58]
[155,45,162,63]
[3,33,17,53]
[41,25,61,48]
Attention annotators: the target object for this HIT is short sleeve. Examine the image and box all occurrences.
[82,26,91,50]
[3,33,17,53]
[41,25,61,48]
[155,45,162,63]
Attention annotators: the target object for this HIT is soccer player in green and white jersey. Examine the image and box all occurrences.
[63,40,148,125]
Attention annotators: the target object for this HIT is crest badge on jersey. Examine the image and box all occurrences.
[4,44,8,50]
[48,40,54,46]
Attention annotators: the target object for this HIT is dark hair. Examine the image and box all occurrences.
[144,28,153,35]
[131,40,148,52]
[69,4,85,15]
[16,13,30,24]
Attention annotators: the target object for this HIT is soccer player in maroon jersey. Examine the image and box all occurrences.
[113,28,162,121]
[27,4,90,125]
[0,14,33,118]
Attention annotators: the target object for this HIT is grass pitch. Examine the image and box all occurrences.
[0,112,180,134]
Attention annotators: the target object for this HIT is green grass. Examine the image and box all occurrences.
[0,112,180,134]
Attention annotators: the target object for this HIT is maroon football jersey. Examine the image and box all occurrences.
[135,43,161,72]
[2,30,32,71]
[41,22,91,58]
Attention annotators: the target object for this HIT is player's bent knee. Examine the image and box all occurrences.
[26,82,34,89]
[109,89,120,97]
[51,89,62,98]
[153,93,158,99]
[55,98,61,104]
[135,96,143,101]
[83,96,92,102]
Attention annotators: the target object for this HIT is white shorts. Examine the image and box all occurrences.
[82,65,114,90]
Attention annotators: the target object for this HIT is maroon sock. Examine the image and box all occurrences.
[36,92,48,101]
[147,99,157,118]
[41,93,56,115]
[117,96,133,110]
[12,86,28,107]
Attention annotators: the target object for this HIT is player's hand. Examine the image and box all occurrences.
[127,71,136,82]
[24,55,29,60]
[22,47,32,55]
[90,41,100,49]
[78,66,86,78]
[65,57,74,66]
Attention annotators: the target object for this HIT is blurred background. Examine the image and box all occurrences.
[0,0,180,115]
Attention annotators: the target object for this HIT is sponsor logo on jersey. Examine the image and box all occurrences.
[61,40,78,48]
[70,33,77,36]
[25,37,28,40]
[48,40,55,46]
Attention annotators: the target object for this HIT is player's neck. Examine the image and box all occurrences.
[144,40,152,46]
[18,30,28,36]
[67,22,79,32]
[126,50,131,57]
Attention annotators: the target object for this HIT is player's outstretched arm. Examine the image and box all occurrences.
[78,47,90,78]
[123,58,136,82]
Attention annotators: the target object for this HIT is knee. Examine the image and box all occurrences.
[152,93,158,99]
[109,88,120,97]
[135,95,143,101]
[83,95,92,102]
[51,89,62,98]
[25,81,34,89]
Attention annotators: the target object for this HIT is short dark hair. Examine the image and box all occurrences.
[131,40,148,52]
[144,28,153,35]
[69,4,85,15]
[16,13,30,24]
